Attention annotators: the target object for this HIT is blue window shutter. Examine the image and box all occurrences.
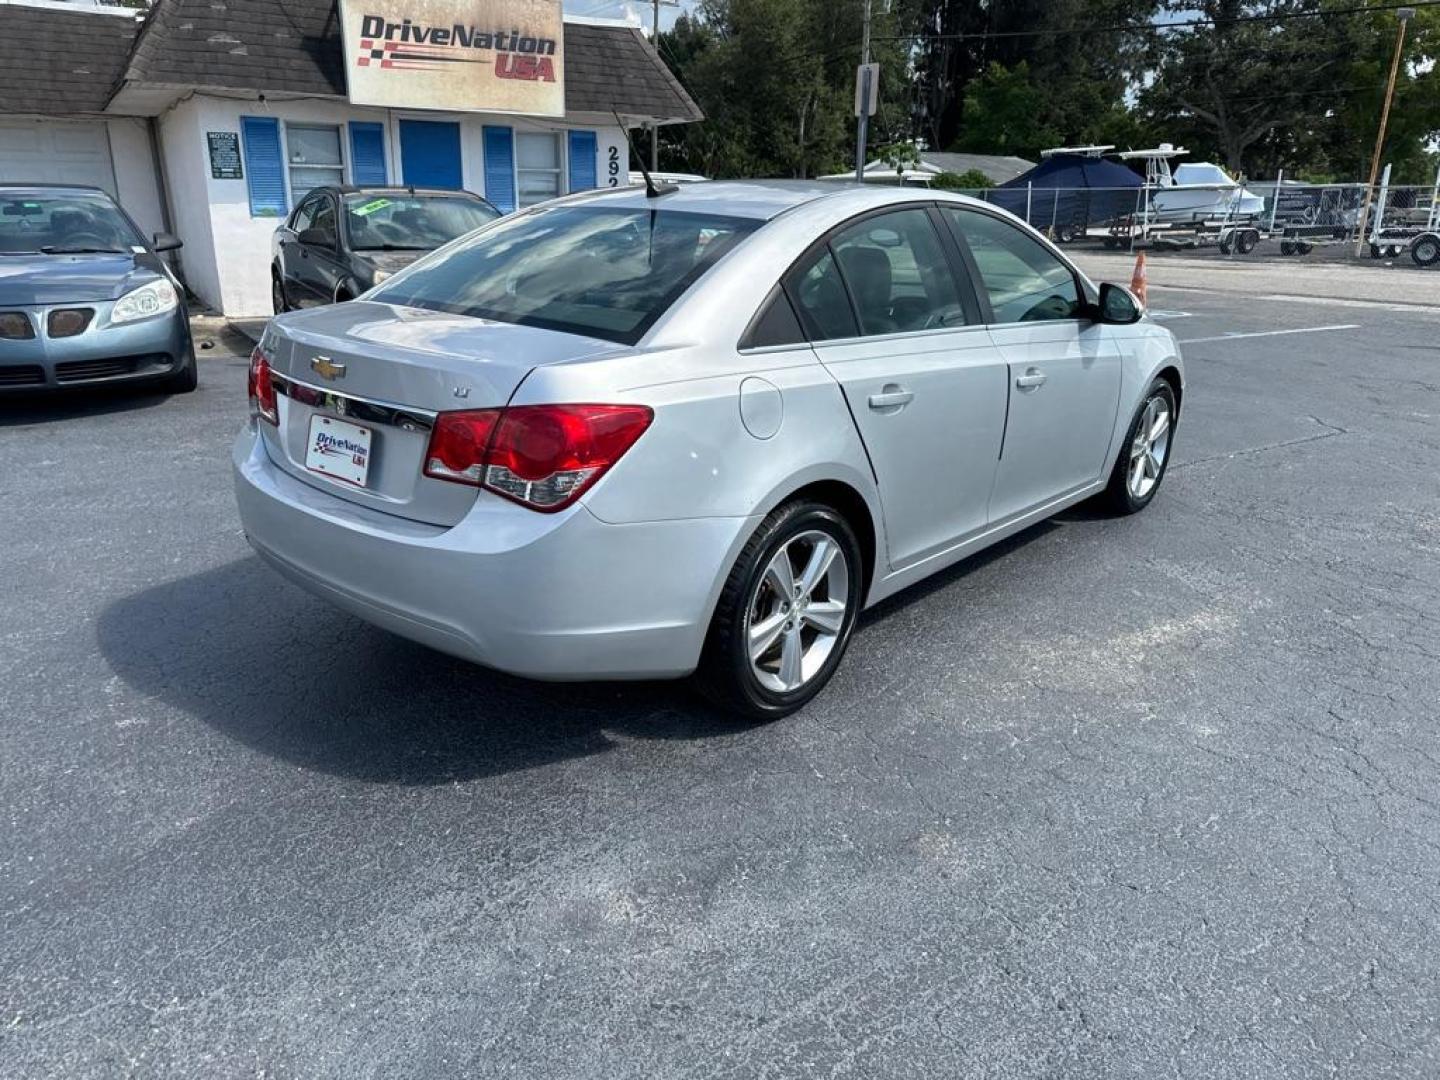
[483,125,515,213]
[240,116,286,217]
[349,122,387,186]
[567,130,598,192]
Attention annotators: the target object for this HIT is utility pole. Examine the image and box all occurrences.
[1354,7,1414,255]
[650,0,678,173]
[854,0,874,183]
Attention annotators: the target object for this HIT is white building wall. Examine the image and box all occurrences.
[161,94,628,316]
[192,97,392,317]
[157,96,223,312]
[105,117,165,239]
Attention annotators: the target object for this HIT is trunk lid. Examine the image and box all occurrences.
[259,300,626,526]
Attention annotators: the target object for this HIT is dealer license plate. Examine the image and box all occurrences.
[304,414,372,487]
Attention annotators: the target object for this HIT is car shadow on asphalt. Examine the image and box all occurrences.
[96,515,1080,785]
[95,556,757,786]
[0,386,176,427]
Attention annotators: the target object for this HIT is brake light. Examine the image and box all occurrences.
[247,345,278,425]
[423,403,653,512]
[423,408,501,486]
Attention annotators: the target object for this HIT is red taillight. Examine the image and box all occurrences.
[423,403,653,512]
[423,408,501,486]
[247,345,278,425]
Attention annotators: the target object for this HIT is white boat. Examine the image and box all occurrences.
[1153,163,1266,221]
[1119,146,1266,223]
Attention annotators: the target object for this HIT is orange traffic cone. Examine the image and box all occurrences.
[1130,251,1148,307]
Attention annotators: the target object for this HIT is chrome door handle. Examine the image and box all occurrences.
[1015,369,1047,390]
[868,385,914,410]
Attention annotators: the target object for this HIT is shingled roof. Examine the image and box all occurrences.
[0,3,140,115]
[0,1,700,123]
[119,0,701,121]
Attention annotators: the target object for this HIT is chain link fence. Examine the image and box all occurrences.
[942,176,1440,267]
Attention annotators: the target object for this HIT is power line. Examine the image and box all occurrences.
[875,0,1440,45]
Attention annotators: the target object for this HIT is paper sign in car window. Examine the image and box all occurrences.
[353,198,392,217]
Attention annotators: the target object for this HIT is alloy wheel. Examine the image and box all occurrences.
[746,530,850,694]
[1127,395,1172,501]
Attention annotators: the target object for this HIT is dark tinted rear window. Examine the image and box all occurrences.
[369,205,759,344]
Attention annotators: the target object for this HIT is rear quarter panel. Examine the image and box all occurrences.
[512,344,883,533]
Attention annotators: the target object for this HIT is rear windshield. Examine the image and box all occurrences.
[343,194,499,251]
[367,205,759,344]
[0,192,144,255]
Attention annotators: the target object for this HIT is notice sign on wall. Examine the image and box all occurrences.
[207,131,243,179]
[339,0,564,117]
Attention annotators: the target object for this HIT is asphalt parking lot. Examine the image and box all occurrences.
[3,287,1439,1078]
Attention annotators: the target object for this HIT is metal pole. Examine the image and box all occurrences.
[1429,161,1440,231]
[1025,181,1032,224]
[1371,162,1393,247]
[1355,8,1413,255]
[1268,169,1283,235]
[651,0,661,173]
[854,0,873,183]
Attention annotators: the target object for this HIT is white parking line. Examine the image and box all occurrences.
[1177,324,1361,345]
[1258,293,1440,314]
[1147,309,1194,320]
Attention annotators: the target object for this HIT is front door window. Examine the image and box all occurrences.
[941,208,1082,323]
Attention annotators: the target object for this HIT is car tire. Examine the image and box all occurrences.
[695,501,864,721]
[1103,378,1177,514]
[163,352,198,394]
[271,270,288,314]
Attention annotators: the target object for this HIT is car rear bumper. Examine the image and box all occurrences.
[232,424,755,680]
[0,307,192,392]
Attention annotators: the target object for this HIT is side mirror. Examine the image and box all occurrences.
[152,231,183,253]
[298,227,336,248]
[1097,281,1143,325]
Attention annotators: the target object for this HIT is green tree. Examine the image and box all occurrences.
[655,0,921,178]
[913,0,1157,155]
[1317,4,1440,183]
[932,168,995,189]
[953,62,1061,159]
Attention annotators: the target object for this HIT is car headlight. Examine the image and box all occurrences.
[111,279,179,325]
[371,269,392,286]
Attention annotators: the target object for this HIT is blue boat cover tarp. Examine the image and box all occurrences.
[981,154,1142,229]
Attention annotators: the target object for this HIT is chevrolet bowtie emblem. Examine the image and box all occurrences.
[311,355,346,380]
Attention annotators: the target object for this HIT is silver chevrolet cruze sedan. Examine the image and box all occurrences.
[234,181,1183,718]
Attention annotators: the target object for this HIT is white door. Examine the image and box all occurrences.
[0,120,117,194]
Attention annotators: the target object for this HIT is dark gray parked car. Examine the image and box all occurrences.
[0,185,195,394]
[270,186,500,312]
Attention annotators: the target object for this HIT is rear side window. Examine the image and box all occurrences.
[790,249,858,341]
[829,208,968,335]
[942,208,1082,323]
[743,285,806,349]
[369,205,758,345]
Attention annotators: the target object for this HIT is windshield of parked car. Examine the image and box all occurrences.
[367,205,759,344]
[0,192,145,255]
[343,194,500,251]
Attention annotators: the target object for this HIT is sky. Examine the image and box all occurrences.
[562,0,699,32]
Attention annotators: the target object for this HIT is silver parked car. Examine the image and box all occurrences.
[234,181,1183,718]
